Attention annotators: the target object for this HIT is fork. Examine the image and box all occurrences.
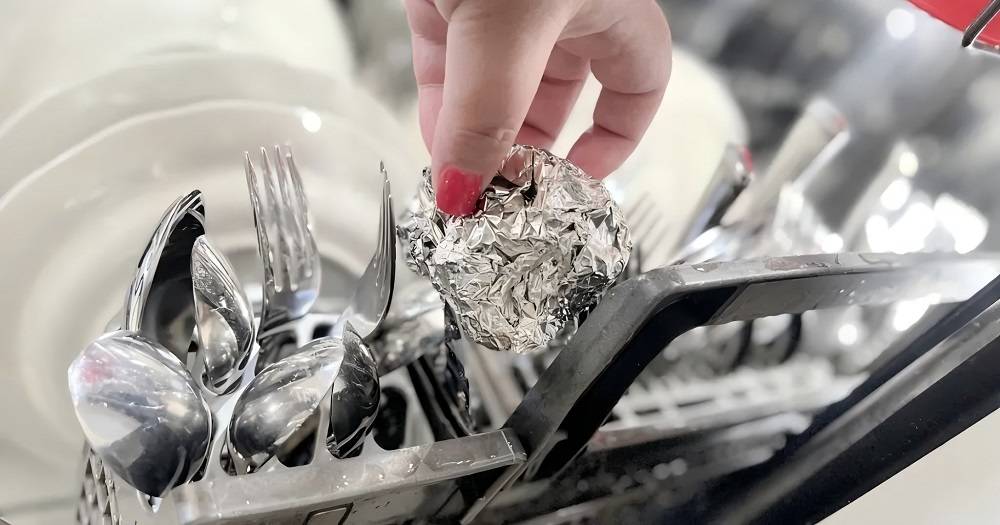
[625,143,753,274]
[245,145,321,364]
[334,163,395,342]
[623,194,666,277]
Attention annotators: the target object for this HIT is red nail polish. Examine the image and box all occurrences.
[739,146,753,173]
[435,166,482,216]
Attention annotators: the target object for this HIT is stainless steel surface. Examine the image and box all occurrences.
[68,331,212,497]
[245,145,321,366]
[324,328,380,459]
[372,281,444,376]
[461,252,1000,522]
[335,164,395,341]
[228,328,378,472]
[190,236,255,395]
[963,0,1000,47]
[123,190,205,363]
[671,143,753,256]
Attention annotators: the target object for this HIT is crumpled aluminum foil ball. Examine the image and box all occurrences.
[397,145,631,354]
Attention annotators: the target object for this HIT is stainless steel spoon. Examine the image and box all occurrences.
[372,281,445,376]
[191,235,255,394]
[123,190,205,363]
[228,326,379,472]
[67,331,212,497]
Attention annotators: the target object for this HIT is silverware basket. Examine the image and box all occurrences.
[77,252,1000,524]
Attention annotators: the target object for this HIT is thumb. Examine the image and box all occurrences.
[431,0,572,215]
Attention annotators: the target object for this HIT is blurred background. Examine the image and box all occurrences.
[1,0,1000,523]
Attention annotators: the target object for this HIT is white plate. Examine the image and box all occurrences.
[0,52,423,199]
[0,100,421,507]
[0,0,353,119]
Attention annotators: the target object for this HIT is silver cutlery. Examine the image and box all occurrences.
[625,142,753,272]
[623,194,668,276]
[723,97,849,228]
[68,331,212,497]
[228,162,392,470]
[671,143,753,255]
[670,100,849,265]
[227,326,379,472]
[245,145,321,367]
[123,190,205,363]
[191,235,256,395]
[372,281,444,376]
[334,163,395,341]
[324,327,381,458]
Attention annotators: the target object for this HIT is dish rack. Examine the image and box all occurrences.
[77,252,1000,524]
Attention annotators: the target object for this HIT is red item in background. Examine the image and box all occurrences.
[910,0,1000,47]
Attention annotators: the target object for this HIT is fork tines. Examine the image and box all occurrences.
[244,145,321,334]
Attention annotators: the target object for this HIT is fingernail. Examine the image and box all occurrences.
[435,166,482,216]
[739,145,754,173]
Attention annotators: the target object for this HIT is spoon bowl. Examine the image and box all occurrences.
[123,190,205,362]
[191,235,255,393]
[228,326,379,472]
[67,330,212,497]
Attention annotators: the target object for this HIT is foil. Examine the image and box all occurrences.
[397,145,631,354]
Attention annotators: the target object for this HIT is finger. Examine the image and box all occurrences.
[564,1,671,179]
[404,0,447,150]
[430,0,577,215]
[516,47,590,149]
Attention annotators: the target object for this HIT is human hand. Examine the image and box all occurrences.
[404,0,672,215]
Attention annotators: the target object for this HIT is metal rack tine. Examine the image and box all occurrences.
[963,0,1000,47]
